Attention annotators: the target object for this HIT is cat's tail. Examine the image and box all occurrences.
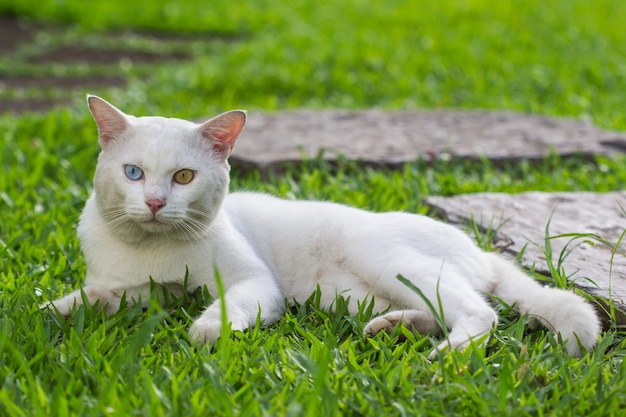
[486,252,601,356]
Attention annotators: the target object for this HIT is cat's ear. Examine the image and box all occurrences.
[87,95,129,149]
[198,110,246,160]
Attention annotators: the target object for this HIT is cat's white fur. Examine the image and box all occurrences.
[45,96,601,357]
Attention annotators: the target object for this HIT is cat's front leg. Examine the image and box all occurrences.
[189,278,285,345]
[42,285,124,317]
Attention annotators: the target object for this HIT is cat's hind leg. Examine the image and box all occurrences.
[362,258,498,358]
[363,294,497,359]
[363,305,496,357]
[428,309,497,359]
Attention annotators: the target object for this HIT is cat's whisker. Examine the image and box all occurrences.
[185,207,214,219]
[173,218,211,243]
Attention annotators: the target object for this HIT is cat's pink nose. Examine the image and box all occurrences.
[146,198,166,214]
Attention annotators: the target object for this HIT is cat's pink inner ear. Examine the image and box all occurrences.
[199,110,246,159]
[87,95,129,149]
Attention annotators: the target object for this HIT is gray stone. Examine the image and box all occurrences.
[232,110,626,172]
[426,192,626,316]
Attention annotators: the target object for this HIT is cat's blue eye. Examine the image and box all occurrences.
[124,165,144,181]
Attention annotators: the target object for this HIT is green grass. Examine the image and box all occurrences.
[1,0,626,415]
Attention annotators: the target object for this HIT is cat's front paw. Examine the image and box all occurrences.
[189,314,248,346]
[40,299,72,319]
[189,318,223,346]
[41,286,124,317]
[40,289,86,318]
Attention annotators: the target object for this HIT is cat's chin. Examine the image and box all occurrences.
[135,219,205,241]
[138,219,173,233]
[108,219,193,243]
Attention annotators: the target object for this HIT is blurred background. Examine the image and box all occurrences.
[1,0,625,128]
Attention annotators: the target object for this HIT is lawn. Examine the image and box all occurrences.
[1,0,626,415]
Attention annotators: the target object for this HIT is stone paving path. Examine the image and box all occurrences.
[233,110,626,318]
[233,110,626,172]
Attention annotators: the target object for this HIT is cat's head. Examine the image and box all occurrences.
[86,95,246,242]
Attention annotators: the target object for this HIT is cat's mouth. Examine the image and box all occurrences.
[126,208,191,236]
[139,216,170,231]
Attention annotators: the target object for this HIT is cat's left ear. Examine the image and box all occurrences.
[198,110,246,160]
[87,95,129,150]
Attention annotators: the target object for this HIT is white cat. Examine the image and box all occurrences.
[45,96,601,357]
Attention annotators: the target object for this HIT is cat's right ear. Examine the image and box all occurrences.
[198,110,247,161]
[87,95,129,149]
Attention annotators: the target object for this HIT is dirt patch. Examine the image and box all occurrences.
[0,98,66,115]
[28,45,190,65]
[108,29,242,43]
[0,16,39,54]
[0,74,126,89]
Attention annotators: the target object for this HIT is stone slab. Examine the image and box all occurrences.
[232,110,626,172]
[426,192,626,312]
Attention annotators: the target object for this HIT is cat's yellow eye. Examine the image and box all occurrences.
[173,169,194,184]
